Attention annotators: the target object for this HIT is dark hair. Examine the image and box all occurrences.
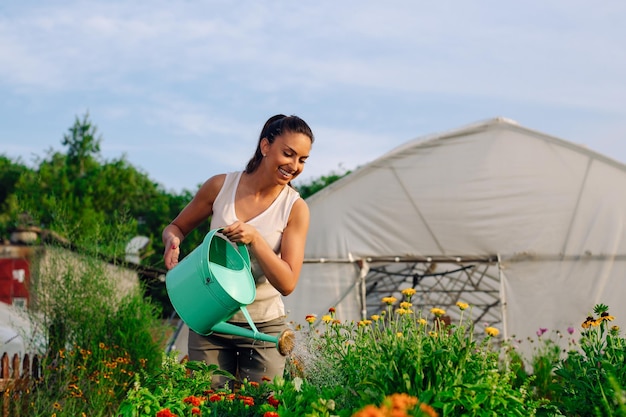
[245,114,314,173]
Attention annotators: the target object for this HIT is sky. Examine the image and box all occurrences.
[1,1,625,194]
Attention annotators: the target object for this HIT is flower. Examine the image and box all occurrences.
[267,395,280,408]
[418,318,427,326]
[456,301,469,310]
[581,316,596,329]
[371,314,380,321]
[401,288,416,299]
[156,409,178,417]
[305,314,317,324]
[183,395,203,406]
[191,407,201,415]
[382,296,397,305]
[397,332,403,337]
[328,307,336,315]
[395,308,411,315]
[428,331,438,337]
[358,319,372,327]
[263,412,280,417]
[485,327,500,337]
[600,312,615,322]
[322,314,332,323]
[400,301,412,309]
[430,307,446,317]
[536,327,548,337]
[567,326,575,335]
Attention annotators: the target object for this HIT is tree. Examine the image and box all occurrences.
[62,112,102,178]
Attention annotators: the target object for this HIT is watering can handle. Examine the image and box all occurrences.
[216,228,251,270]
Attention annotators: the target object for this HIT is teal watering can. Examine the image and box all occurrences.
[165,229,294,356]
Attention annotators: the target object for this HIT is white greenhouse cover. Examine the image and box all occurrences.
[284,117,626,353]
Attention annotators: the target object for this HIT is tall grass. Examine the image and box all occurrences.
[3,224,169,417]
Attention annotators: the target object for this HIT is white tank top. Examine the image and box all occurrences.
[210,171,301,323]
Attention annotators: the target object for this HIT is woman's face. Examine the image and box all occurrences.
[262,131,312,184]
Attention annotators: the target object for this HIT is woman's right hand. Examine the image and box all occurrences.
[164,236,181,270]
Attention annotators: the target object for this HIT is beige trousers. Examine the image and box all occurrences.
[188,317,287,389]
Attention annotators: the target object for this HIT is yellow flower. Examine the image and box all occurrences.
[600,312,615,322]
[430,307,446,317]
[396,332,403,337]
[305,314,317,324]
[400,301,412,309]
[581,316,595,329]
[401,288,416,298]
[456,301,469,310]
[418,318,427,326]
[382,296,397,305]
[485,327,500,337]
[428,331,438,337]
[321,315,332,323]
[371,314,380,321]
[358,320,372,327]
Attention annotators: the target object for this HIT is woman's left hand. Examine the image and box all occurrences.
[221,221,259,245]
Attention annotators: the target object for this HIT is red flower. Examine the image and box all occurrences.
[249,381,260,388]
[191,407,201,415]
[238,395,255,406]
[261,376,272,382]
[183,396,203,406]
[267,395,280,408]
[208,394,222,402]
[264,412,279,417]
[156,409,177,417]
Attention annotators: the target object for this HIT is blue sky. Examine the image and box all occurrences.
[1,1,625,193]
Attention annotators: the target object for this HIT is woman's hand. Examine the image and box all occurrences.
[163,236,181,270]
[220,221,259,245]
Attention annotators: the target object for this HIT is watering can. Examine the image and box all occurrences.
[165,229,294,356]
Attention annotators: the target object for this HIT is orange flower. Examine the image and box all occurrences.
[263,412,280,417]
[183,395,203,406]
[156,409,178,417]
[305,314,317,324]
[267,395,280,408]
[191,407,201,415]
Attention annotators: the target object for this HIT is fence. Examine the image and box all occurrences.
[1,352,41,417]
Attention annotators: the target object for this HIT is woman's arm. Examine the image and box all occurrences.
[162,174,225,270]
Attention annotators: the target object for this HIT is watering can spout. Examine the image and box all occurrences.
[210,321,295,356]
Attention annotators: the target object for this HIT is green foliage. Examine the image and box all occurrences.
[295,169,351,200]
[551,306,626,416]
[4,223,169,417]
[290,300,541,416]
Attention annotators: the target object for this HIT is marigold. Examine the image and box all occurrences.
[401,287,416,298]
[418,318,427,326]
[582,316,596,329]
[322,314,332,323]
[264,412,280,417]
[191,407,201,415]
[156,409,178,417]
[485,326,500,337]
[456,301,469,310]
[305,314,317,324]
[382,296,397,305]
[267,395,280,408]
[400,301,412,309]
[430,307,446,317]
[371,314,380,321]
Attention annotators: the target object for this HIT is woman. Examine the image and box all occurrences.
[162,114,314,388]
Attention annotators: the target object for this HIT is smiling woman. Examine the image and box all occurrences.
[161,114,314,389]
